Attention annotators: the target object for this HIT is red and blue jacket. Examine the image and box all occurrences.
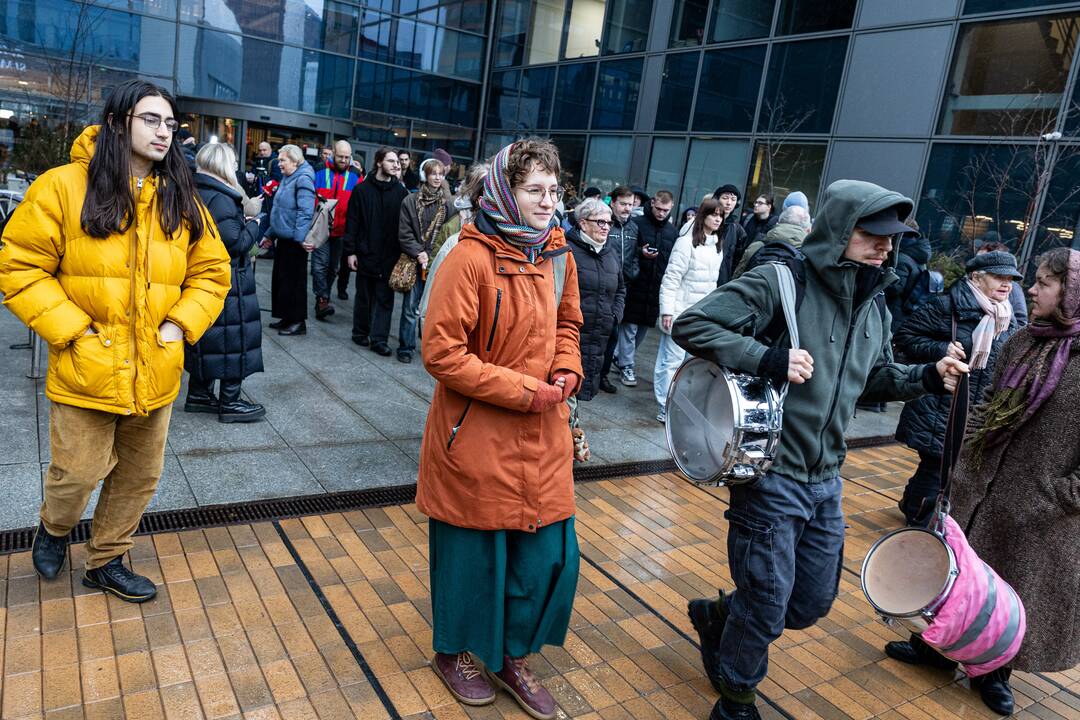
[315,161,363,238]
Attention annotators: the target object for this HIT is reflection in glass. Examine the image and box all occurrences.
[656,52,699,131]
[758,37,847,134]
[521,67,556,130]
[708,0,775,43]
[565,0,606,59]
[411,120,475,157]
[775,0,856,36]
[670,0,709,48]
[603,0,651,55]
[528,0,567,65]
[915,143,1036,258]
[964,0,1077,14]
[550,134,588,192]
[940,15,1079,136]
[592,58,642,130]
[494,0,529,67]
[680,138,751,216]
[353,59,480,126]
[484,132,518,158]
[1030,150,1080,264]
[1,0,176,77]
[584,136,633,190]
[179,0,358,55]
[693,45,766,133]
[744,141,825,212]
[647,138,689,204]
[552,62,596,129]
[485,70,521,130]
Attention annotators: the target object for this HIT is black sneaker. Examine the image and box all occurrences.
[337,289,349,301]
[82,556,157,603]
[371,342,392,357]
[689,593,729,692]
[599,376,618,394]
[352,335,370,347]
[710,696,761,720]
[32,522,68,580]
[397,352,413,364]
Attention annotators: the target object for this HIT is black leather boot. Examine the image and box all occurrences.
[688,591,730,693]
[710,696,761,720]
[83,556,157,602]
[278,320,306,336]
[32,521,68,579]
[884,634,958,671]
[218,380,266,424]
[183,376,218,414]
[972,667,1014,716]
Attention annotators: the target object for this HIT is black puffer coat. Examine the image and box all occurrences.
[624,205,677,327]
[344,174,409,279]
[567,227,625,401]
[186,174,264,381]
[894,279,1016,456]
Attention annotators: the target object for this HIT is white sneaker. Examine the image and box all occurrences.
[656,407,666,423]
[621,366,637,386]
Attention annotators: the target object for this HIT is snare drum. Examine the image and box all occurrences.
[861,527,959,633]
[664,358,782,486]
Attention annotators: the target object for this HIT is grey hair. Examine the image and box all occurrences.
[575,197,612,223]
[777,205,811,230]
[278,143,305,165]
[459,162,490,208]
[195,143,243,195]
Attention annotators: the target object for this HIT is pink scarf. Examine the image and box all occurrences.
[966,279,1012,370]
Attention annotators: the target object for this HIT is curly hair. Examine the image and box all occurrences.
[1036,247,1075,327]
[503,137,561,189]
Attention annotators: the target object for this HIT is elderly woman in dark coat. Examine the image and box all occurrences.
[567,197,625,401]
[892,251,1022,525]
[184,143,265,423]
[886,247,1080,716]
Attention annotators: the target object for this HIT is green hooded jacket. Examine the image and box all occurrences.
[672,180,938,483]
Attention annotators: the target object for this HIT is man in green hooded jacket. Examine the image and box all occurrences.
[672,180,967,720]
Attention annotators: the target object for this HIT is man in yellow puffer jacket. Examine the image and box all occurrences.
[0,80,230,602]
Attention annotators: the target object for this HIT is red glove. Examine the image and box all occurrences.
[550,370,579,402]
[527,382,563,413]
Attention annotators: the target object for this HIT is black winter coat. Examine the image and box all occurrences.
[344,175,409,278]
[567,228,625,401]
[185,174,264,381]
[885,235,932,333]
[894,279,1016,456]
[624,207,677,327]
[740,212,777,251]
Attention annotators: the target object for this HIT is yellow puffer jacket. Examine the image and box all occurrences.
[0,126,230,415]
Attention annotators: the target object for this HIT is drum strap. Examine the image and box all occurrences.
[773,263,800,403]
[936,314,969,514]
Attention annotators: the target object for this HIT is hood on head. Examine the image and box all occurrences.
[800,179,913,297]
[71,125,101,166]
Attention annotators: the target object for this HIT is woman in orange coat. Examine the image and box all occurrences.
[417,139,583,719]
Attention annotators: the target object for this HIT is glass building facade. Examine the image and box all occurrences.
[3,0,1080,265]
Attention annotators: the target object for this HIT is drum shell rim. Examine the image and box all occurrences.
[664,359,781,484]
[860,526,959,621]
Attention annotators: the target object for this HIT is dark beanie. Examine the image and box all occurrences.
[713,184,741,201]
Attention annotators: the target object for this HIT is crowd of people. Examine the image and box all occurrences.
[0,79,1076,720]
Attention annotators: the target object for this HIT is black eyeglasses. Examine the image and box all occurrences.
[587,218,612,229]
[131,112,180,133]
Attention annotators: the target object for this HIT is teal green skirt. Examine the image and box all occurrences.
[429,516,579,672]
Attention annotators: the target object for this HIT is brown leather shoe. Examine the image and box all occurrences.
[489,656,557,720]
[431,653,496,706]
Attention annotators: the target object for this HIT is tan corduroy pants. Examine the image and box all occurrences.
[41,401,172,569]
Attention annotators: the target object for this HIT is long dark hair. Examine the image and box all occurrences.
[1036,247,1075,328]
[692,197,722,250]
[81,80,205,243]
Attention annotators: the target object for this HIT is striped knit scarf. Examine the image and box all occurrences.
[478,143,554,263]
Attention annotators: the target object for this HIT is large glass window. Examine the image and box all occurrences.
[939,15,1080,136]
[708,0,775,43]
[178,28,353,118]
[552,62,596,129]
[603,0,652,55]
[656,52,699,131]
[485,70,521,130]
[745,141,826,211]
[550,134,588,191]
[402,0,487,33]
[2,0,176,77]
[357,13,482,80]
[520,67,556,130]
[179,0,359,54]
[584,136,633,191]
[964,0,1078,14]
[775,0,856,36]
[680,138,751,214]
[484,133,518,158]
[1030,150,1080,262]
[494,0,529,67]
[915,143,1037,257]
[565,0,606,59]
[528,0,567,65]
[410,120,475,157]
[693,45,766,133]
[647,137,688,199]
[592,58,641,130]
[670,0,709,48]
[354,59,479,125]
[758,37,848,134]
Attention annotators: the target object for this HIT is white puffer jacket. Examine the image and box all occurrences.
[658,230,723,333]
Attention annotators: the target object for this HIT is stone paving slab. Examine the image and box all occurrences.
[1,260,902,532]
[1,446,1076,719]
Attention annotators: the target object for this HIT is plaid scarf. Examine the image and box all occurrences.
[478,143,554,263]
